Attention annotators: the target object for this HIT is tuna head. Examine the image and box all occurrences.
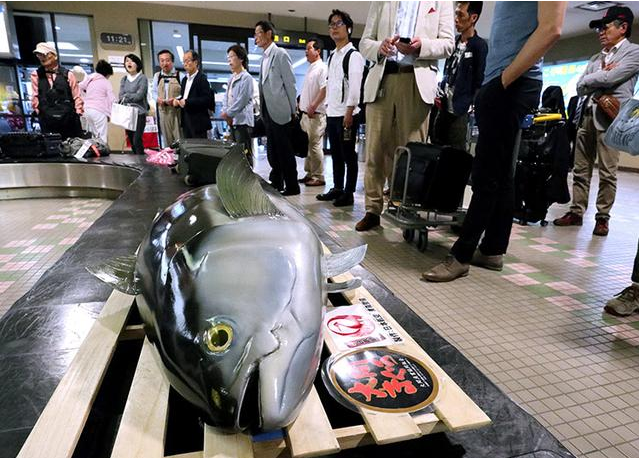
[160,216,325,432]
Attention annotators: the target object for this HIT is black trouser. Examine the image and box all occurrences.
[262,102,298,191]
[327,115,360,193]
[125,113,147,154]
[182,121,207,139]
[633,238,639,284]
[231,124,253,166]
[451,76,541,263]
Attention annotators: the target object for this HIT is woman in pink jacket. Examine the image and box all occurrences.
[79,60,115,142]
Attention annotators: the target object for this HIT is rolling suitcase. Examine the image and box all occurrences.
[175,139,242,186]
[0,132,62,159]
[391,142,472,213]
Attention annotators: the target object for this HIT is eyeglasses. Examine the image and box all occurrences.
[328,20,345,29]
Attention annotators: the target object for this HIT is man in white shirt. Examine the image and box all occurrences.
[298,39,328,187]
[317,9,365,208]
[356,1,455,231]
[554,6,639,237]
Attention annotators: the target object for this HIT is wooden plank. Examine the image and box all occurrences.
[203,425,254,458]
[111,338,170,458]
[17,290,135,458]
[119,323,146,341]
[284,387,340,457]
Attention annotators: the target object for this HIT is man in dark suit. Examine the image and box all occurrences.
[432,2,487,151]
[173,50,212,139]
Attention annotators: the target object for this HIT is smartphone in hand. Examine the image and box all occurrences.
[398,37,411,44]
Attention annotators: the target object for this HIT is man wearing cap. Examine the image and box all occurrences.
[30,42,83,140]
[554,6,639,237]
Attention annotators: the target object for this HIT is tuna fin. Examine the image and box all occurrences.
[325,245,367,278]
[216,146,283,218]
[327,278,362,293]
[86,255,141,295]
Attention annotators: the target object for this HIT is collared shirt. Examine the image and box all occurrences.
[602,38,626,66]
[389,1,419,66]
[183,70,199,100]
[261,42,276,83]
[326,42,365,117]
[152,67,178,100]
[30,66,84,115]
[299,59,327,114]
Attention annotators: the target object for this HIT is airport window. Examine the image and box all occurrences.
[150,20,190,69]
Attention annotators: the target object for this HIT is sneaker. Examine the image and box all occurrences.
[553,212,583,226]
[316,188,343,201]
[471,251,504,271]
[604,285,639,316]
[355,212,381,231]
[305,178,326,187]
[421,256,469,282]
[333,192,354,207]
[593,218,609,236]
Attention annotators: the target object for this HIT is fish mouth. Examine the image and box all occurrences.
[236,366,260,432]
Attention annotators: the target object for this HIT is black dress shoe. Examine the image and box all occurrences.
[268,181,284,192]
[333,192,354,207]
[316,188,343,201]
[281,187,301,196]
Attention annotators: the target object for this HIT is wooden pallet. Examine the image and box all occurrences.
[17,249,490,458]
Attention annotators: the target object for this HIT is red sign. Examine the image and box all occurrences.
[326,314,375,336]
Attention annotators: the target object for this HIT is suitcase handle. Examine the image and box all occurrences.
[388,146,412,211]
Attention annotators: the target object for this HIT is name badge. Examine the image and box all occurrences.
[464,51,473,58]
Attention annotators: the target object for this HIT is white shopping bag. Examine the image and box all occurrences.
[111,103,138,131]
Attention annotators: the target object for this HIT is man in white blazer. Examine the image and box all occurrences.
[255,20,300,196]
[355,1,455,231]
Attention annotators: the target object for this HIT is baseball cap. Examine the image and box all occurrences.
[589,6,634,37]
[33,42,57,56]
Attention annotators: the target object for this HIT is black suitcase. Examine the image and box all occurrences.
[175,139,241,186]
[391,142,472,213]
[0,132,62,159]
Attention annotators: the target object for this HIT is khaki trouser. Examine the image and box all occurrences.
[364,72,431,215]
[300,112,326,181]
[570,111,620,220]
[158,106,181,147]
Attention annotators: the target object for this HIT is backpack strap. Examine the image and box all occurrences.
[341,48,355,104]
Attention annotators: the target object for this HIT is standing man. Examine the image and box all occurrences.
[317,9,365,208]
[298,38,328,188]
[173,50,212,139]
[432,2,487,151]
[553,7,639,237]
[255,20,300,196]
[424,2,567,282]
[30,42,83,140]
[604,237,639,316]
[152,49,182,147]
[356,2,455,231]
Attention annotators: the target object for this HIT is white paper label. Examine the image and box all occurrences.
[74,140,92,159]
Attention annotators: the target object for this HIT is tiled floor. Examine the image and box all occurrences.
[1,154,638,457]
[0,197,112,317]
[254,152,639,458]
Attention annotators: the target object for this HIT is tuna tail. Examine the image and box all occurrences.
[216,146,283,219]
[327,278,362,293]
[325,245,367,277]
[86,255,141,295]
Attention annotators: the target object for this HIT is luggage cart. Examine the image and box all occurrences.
[383,145,470,252]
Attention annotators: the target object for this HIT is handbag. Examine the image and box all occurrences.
[111,102,139,131]
[594,94,621,120]
[604,98,639,156]
[291,115,308,158]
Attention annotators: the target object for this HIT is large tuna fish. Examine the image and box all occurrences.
[88,149,366,432]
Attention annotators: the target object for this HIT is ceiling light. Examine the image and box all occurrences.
[173,30,182,38]
[55,26,61,31]
[248,53,262,61]
[80,58,89,63]
[292,57,307,69]
[47,41,78,51]
[575,1,620,12]
[176,45,185,62]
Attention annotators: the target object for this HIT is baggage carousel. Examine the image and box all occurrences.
[0,156,575,458]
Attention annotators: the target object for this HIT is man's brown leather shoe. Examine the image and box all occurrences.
[553,212,583,226]
[298,176,311,184]
[593,218,609,236]
[421,256,470,282]
[355,212,381,231]
[305,178,326,187]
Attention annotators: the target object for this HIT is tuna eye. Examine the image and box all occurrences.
[205,323,233,353]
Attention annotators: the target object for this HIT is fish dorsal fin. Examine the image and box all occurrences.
[327,278,362,293]
[325,245,367,278]
[216,146,283,219]
[86,255,141,295]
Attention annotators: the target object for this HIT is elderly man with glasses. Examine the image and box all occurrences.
[554,6,639,237]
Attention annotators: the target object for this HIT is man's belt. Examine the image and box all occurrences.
[384,61,414,75]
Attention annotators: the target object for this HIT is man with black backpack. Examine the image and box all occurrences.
[316,9,365,208]
[30,42,83,140]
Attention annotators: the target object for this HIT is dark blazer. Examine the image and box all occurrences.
[180,71,212,135]
[441,32,488,116]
